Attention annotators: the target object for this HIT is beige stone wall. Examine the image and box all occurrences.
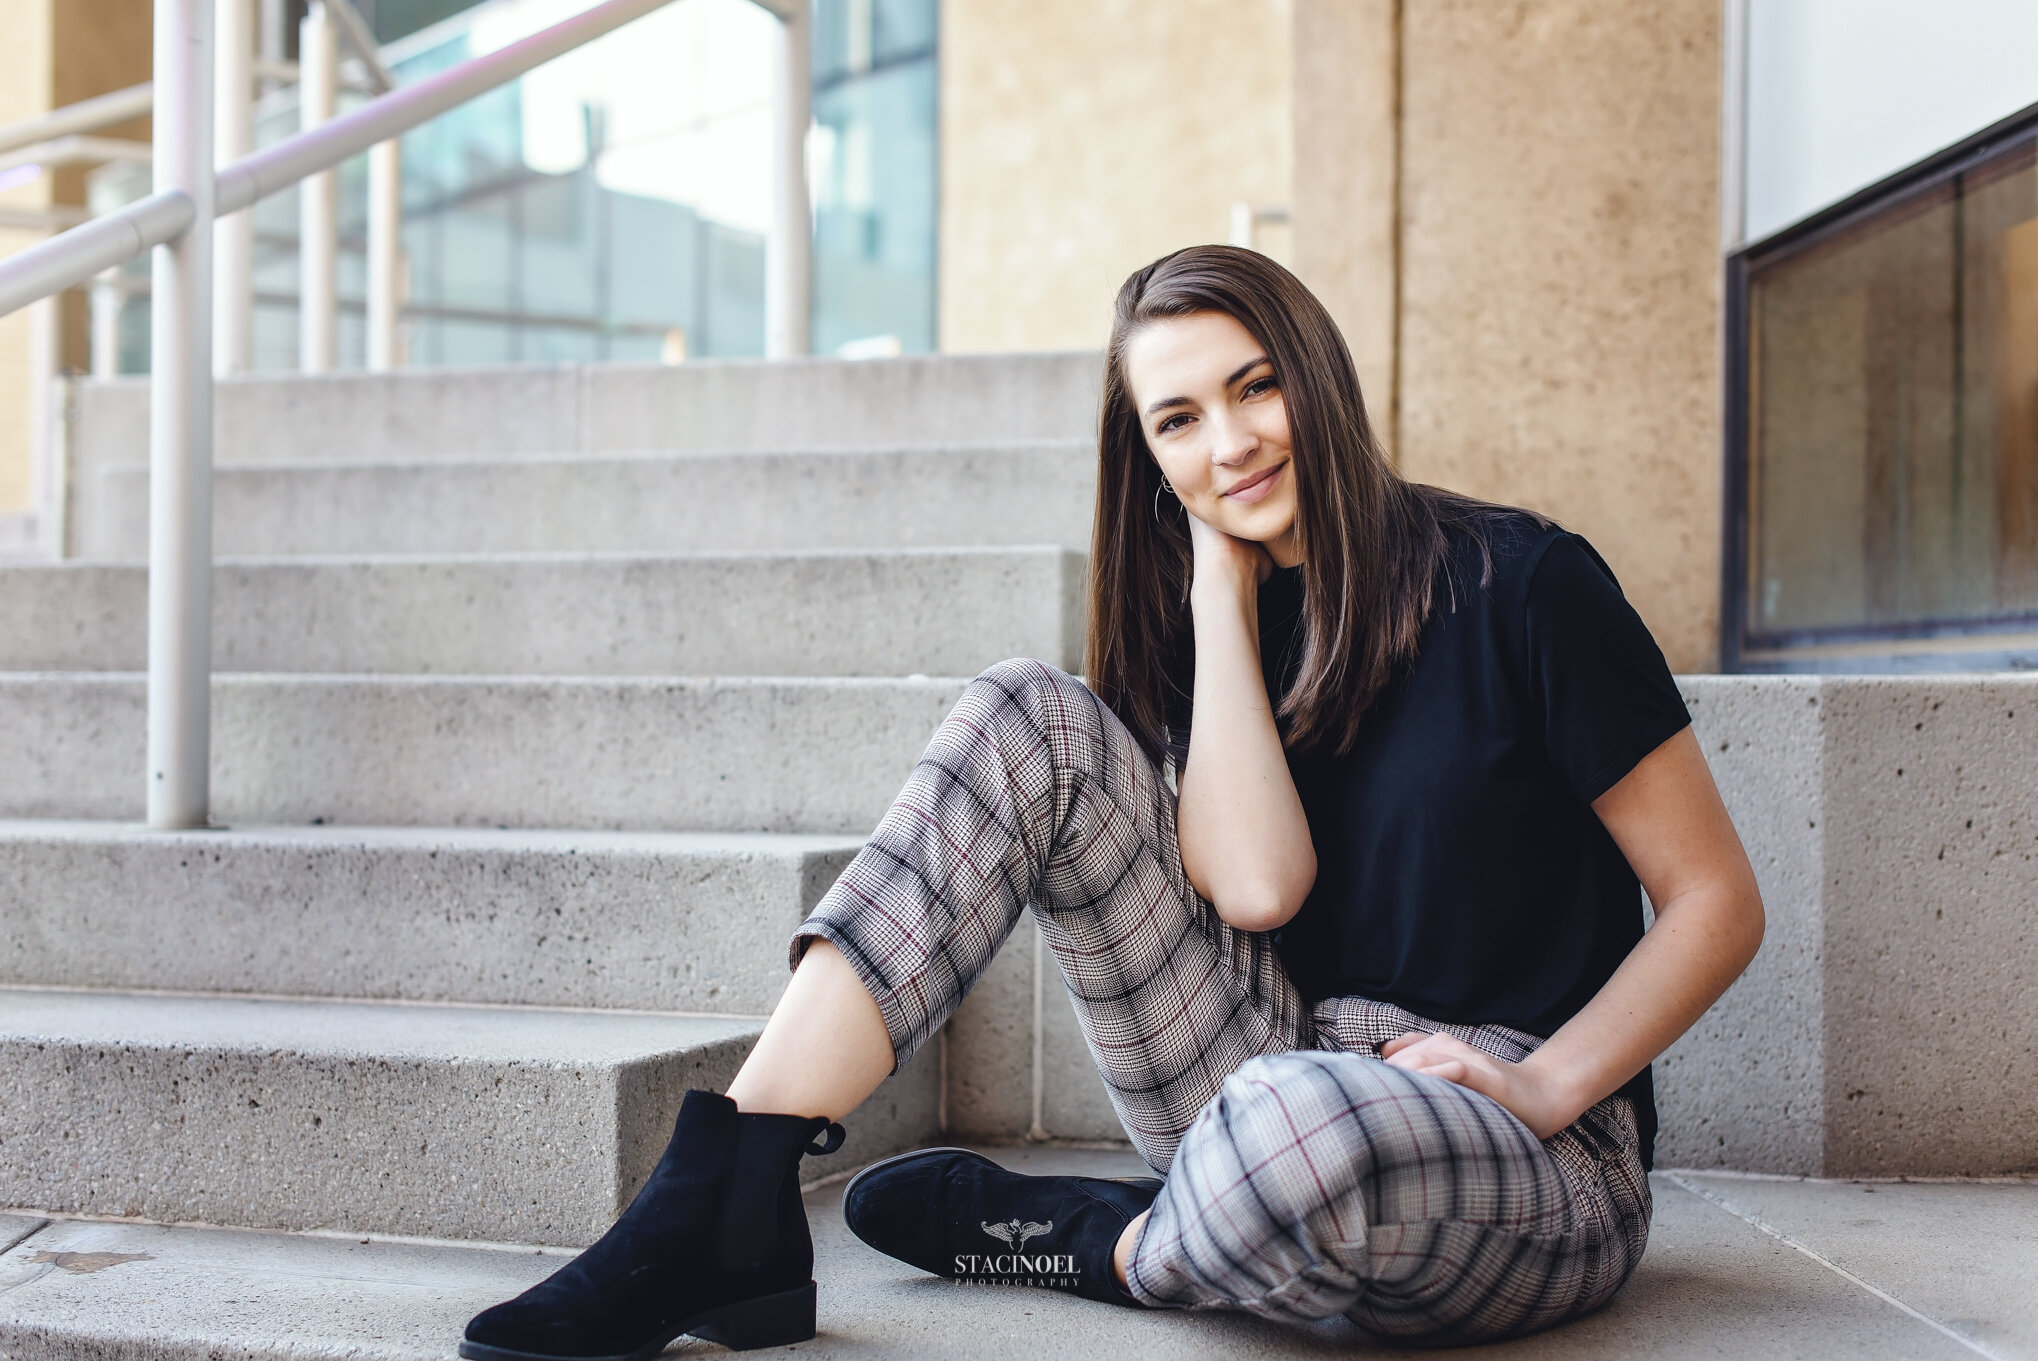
[1291,0,1398,453]
[0,0,151,514]
[937,0,1294,354]
[0,0,56,512]
[1390,1,1725,671]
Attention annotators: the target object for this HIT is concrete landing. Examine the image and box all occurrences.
[0,1147,2029,1360]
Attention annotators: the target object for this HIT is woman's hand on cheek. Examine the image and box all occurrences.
[1184,505,1273,592]
[1378,1032,1582,1140]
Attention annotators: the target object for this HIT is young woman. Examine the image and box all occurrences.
[460,246,1764,1359]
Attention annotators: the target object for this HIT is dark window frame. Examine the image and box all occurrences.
[1722,98,2038,674]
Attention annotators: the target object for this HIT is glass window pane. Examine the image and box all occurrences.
[1746,142,2038,641]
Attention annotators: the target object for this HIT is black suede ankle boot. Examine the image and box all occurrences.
[843,1147,1159,1307]
[461,1090,845,1360]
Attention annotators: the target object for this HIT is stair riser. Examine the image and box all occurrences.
[0,1015,755,1245]
[0,827,858,1011]
[0,990,942,1245]
[77,446,1099,559]
[0,675,970,833]
[0,550,1084,676]
[70,353,1101,466]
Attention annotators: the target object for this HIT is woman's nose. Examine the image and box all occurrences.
[1210,421,1257,467]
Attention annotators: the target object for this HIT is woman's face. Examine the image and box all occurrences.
[1122,310,1301,567]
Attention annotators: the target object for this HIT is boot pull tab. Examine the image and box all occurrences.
[806,1121,846,1157]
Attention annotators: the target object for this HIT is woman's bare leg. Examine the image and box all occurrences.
[724,939,893,1120]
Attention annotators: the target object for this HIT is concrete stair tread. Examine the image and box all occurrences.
[0,817,865,855]
[2,1156,2030,1359]
[0,984,779,1243]
[70,354,1102,470]
[78,443,1099,557]
[0,672,973,831]
[0,820,862,1012]
[0,985,943,1244]
[83,437,1097,472]
[0,547,1083,676]
[0,986,767,1062]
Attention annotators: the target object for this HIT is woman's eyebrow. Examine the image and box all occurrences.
[1142,357,1272,418]
[1227,356,1270,386]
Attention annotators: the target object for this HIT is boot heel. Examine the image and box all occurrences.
[685,1281,817,1351]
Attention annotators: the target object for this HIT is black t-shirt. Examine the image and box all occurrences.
[1166,510,1690,1165]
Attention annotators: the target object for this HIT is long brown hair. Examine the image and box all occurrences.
[1085,244,1497,760]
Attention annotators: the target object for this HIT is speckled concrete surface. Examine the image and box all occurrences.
[0,988,764,1245]
[0,673,970,832]
[0,822,860,1012]
[81,444,1097,559]
[69,353,1100,468]
[0,547,1085,677]
[1671,675,2038,1178]
[0,1150,2027,1360]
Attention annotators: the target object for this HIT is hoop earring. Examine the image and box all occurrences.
[1158,472,1175,494]
[1152,479,1185,527]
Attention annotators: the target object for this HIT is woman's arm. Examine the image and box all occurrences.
[1381,725,1764,1137]
[1175,515,1317,932]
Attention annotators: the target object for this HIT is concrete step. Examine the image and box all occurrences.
[0,820,1125,1147]
[0,822,860,1012]
[0,987,938,1247]
[4,1161,2031,1359]
[74,442,1099,559]
[0,547,1084,675]
[0,673,967,832]
[70,353,1101,467]
[0,987,755,1245]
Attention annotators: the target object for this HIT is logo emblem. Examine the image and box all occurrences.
[981,1219,1052,1252]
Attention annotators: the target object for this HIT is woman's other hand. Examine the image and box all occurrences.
[1379,1031,1582,1140]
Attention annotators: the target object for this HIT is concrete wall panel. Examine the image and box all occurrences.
[1659,676,1825,1173]
[938,0,1293,352]
[1291,0,1399,449]
[1818,679,2038,1176]
[1393,0,1724,671]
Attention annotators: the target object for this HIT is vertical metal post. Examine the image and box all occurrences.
[147,0,216,829]
[366,136,402,370]
[1229,200,1254,249]
[26,295,58,557]
[299,0,338,372]
[214,0,254,374]
[765,0,810,359]
[90,271,122,378]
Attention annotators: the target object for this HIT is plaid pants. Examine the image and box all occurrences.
[794,659,1652,1342]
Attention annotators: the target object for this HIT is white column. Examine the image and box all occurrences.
[147,0,217,829]
[764,0,810,359]
[25,295,58,557]
[90,270,123,378]
[366,136,402,370]
[214,0,253,374]
[1229,200,1255,249]
[298,0,338,373]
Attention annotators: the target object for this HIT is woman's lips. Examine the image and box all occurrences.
[1222,461,1286,505]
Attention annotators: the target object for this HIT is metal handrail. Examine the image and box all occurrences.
[0,0,811,830]
[0,0,684,318]
[0,83,154,159]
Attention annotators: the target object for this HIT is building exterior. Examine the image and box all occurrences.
[6,0,2038,676]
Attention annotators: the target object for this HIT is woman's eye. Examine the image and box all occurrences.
[1244,376,1278,398]
[1156,413,1191,434]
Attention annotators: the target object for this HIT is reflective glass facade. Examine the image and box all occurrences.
[110,0,938,372]
[810,0,937,354]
